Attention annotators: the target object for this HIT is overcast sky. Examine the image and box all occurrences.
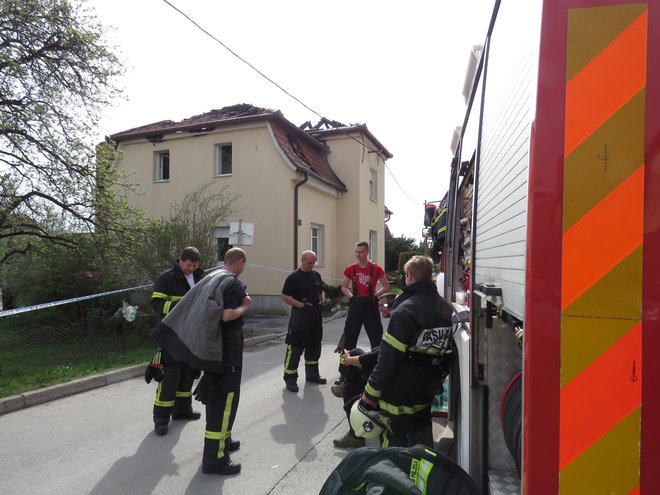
[87,0,494,241]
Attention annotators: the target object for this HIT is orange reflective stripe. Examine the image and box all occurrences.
[559,322,642,469]
[564,10,647,156]
[561,165,644,310]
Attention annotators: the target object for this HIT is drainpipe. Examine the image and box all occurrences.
[293,169,309,269]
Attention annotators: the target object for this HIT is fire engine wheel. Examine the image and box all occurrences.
[500,371,522,478]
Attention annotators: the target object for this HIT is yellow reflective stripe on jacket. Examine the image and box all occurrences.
[411,458,434,495]
[378,399,431,416]
[383,332,407,353]
[176,391,192,398]
[152,292,184,315]
[152,292,184,302]
[364,382,381,398]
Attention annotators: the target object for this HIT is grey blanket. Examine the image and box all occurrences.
[151,269,236,373]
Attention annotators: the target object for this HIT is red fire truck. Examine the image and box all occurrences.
[434,0,660,493]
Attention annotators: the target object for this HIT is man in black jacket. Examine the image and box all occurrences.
[148,247,204,436]
[361,255,454,448]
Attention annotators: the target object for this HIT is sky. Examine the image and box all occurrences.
[86,0,494,241]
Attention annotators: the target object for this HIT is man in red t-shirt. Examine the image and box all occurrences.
[337,241,390,384]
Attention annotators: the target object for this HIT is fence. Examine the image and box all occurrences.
[0,286,158,398]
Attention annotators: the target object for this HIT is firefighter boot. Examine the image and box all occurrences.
[171,393,200,420]
[202,460,242,475]
[305,364,327,384]
[333,430,365,448]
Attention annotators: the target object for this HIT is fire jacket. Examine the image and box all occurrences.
[363,281,454,418]
[319,445,479,495]
[151,262,204,318]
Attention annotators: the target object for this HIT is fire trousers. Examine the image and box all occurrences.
[153,349,195,425]
[203,369,242,464]
[283,341,322,383]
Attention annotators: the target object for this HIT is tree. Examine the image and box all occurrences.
[0,0,126,265]
[384,234,421,272]
[136,182,238,281]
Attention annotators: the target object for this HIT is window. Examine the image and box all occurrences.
[369,168,377,201]
[154,150,170,181]
[215,143,233,176]
[310,223,324,265]
[369,230,377,261]
[215,227,232,262]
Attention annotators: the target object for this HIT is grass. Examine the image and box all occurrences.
[0,318,268,398]
[0,345,156,398]
[0,309,159,398]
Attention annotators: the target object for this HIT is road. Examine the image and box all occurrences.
[0,315,374,495]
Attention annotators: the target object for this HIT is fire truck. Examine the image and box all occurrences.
[430,0,660,493]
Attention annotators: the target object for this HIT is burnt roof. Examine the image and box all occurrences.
[109,104,346,192]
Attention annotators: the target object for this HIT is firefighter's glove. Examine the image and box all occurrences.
[191,368,202,380]
[144,363,164,384]
[145,350,164,384]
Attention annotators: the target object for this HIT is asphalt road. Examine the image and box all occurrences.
[0,314,376,495]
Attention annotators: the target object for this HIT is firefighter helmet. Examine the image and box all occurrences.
[349,398,390,439]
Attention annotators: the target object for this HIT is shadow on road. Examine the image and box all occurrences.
[88,426,184,495]
[270,385,329,460]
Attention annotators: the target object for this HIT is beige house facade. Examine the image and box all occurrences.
[110,104,392,314]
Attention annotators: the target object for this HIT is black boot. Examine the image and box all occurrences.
[285,381,299,392]
[306,376,327,384]
[172,410,201,420]
[202,460,242,475]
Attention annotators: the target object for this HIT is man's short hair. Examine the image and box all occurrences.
[404,255,434,283]
[301,250,316,261]
[356,241,369,251]
[224,247,246,265]
[180,246,200,263]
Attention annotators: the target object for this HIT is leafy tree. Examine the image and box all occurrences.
[136,182,238,281]
[0,0,126,265]
[384,234,421,272]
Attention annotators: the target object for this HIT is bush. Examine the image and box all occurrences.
[323,282,344,303]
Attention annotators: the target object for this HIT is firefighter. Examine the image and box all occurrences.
[361,255,454,448]
[147,246,204,436]
[281,250,327,393]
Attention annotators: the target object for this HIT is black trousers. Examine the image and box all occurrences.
[153,349,195,425]
[380,413,434,449]
[203,369,242,465]
[338,299,382,377]
[283,340,322,382]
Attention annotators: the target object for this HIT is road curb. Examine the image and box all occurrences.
[0,332,283,416]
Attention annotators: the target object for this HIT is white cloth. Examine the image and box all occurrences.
[185,273,195,289]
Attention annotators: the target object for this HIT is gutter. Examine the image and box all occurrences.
[293,169,310,269]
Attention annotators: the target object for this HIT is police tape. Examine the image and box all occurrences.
[0,262,345,318]
[246,261,344,283]
[0,283,154,318]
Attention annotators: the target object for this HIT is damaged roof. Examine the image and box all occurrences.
[109,103,392,192]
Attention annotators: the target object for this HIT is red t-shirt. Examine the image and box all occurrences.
[343,262,385,297]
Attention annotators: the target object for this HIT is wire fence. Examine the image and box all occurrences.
[0,287,159,398]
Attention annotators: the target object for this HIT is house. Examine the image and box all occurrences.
[110,104,392,314]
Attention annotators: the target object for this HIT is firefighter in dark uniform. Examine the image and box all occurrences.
[361,255,454,448]
[148,246,204,436]
[200,247,251,475]
[281,250,327,393]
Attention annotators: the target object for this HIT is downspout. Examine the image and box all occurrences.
[293,169,309,269]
